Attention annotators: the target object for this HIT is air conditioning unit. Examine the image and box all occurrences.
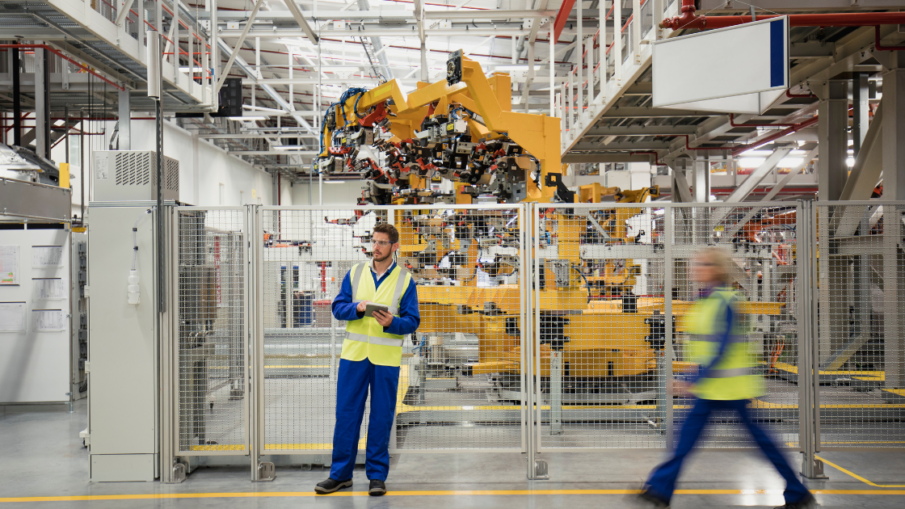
[92,150,179,202]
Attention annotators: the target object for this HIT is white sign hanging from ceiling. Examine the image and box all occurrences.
[652,16,789,115]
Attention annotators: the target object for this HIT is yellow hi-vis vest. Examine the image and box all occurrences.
[683,288,764,400]
[342,262,413,367]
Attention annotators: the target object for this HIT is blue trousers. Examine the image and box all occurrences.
[645,398,810,504]
[330,358,400,482]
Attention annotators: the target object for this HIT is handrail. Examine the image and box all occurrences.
[0,44,124,91]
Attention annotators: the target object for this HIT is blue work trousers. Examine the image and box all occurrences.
[330,358,400,482]
[645,398,810,504]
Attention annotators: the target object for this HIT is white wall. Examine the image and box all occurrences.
[129,119,273,206]
[291,180,366,206]
[49,117,273,211]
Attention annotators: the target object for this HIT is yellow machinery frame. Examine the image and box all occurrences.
[319,56,785,384]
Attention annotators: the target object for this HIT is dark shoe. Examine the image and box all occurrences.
[774,493,817,509]
[369,479,387,496]
[638,489,669,508]
[315,478,353,494]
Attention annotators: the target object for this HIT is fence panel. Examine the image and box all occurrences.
[816,202,905,449]
[534,202,802,451]
[175,208,248,455]
[535,203,669,450]
[259,205,526,454]
[671,203,802,449]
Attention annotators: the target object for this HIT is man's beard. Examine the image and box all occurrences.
[374,251,392,264]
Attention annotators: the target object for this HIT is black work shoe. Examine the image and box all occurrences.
[638,489,669,508]
[774,493,817,509]
[314,478,353,494]
[369,479,387,496]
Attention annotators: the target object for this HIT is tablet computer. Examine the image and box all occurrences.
[364,303,390,318]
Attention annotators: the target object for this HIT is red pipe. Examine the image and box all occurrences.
[661,0,905,30]
[729,113,794,128]
[679,115,818,156]
[875,25,905,51]
[0,44,124,91]
[732,116,818,156]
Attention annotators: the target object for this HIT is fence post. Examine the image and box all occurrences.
[663,205,675,448]
[250,205,275,481]
[527,203,548,479]
[799,201,827,479]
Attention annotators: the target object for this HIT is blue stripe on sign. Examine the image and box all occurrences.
[770,19,785,87]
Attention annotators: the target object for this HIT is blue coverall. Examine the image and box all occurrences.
[329,261,420,481]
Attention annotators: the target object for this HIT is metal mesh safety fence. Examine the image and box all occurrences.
[176,208,248,455]
[671,203,802,449]
[534,203,802,451]
[165,201,905,473]
[816,202,905,449]
[259,205,526,454]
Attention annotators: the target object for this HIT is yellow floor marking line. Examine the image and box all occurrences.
[816,455,905,489]
[1,489,904,503]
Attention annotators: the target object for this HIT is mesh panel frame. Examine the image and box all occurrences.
[258,205,527,455]
[176,208,248,455]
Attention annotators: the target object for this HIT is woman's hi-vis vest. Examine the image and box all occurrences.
[342,262,413,367]
[683,288,764,401]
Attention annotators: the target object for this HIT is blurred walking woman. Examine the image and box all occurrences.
[638,247,816,509]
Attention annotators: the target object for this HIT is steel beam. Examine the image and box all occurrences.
[115,0,136,27]
[852,72,869,157]
[838,106,882,205]
[817,80,848,201]
[118,88,131,150]
[571,141,671,151]
[760,147,819,202]
[216,0,264,93]
[879,52,905,388]
[670,164,694,204]
[12,47,20,146]
[35,44,50,158]
[601,107,721,118]
[284,0,320,44]
[561,154,652,163]
[880,51,905,202]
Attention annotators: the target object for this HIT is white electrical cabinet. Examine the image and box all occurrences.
[0,226,71,403]
[87,204,160,482]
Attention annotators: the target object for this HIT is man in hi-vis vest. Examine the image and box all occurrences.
[316,223,419,497]
[639,247,815,509]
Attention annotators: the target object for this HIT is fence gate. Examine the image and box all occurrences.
[253,204,528,472]
[814,201,905,453]
[172,207,250,461]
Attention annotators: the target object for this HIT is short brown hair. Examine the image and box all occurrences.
[373,223,399,244]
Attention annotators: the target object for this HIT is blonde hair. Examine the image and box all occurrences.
[699,246,732,284]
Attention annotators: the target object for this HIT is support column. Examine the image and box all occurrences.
[12,45,21,146]
[816,81,851,366]
[35,43,51,159]
[693,155,710,203]
[118,89,131,150]
[852,73,869,158]
[816,80,848,201]
[693,156,710,255]
[880,51,905,388]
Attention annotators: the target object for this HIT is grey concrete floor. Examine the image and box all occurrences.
[1,400,904,508]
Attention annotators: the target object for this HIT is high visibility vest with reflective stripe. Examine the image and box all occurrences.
[342,263,413,367]
[683,289,764,401]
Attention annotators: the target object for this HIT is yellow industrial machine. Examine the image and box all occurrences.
[314,51,787,406]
